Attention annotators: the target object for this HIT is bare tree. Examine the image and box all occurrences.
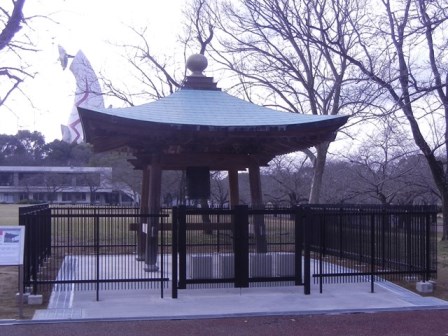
[102,0,214,106]
[347,120,420,205]
[320,160,362,204]
[89,151,142,205]
[209,0,379,203]
[210,171,229,208]
[161,171,186,206]
[304,0,448,238]
[320,153,438,205]
[180,0,215,55]
[43,173,65,203]
[0,0,35,107]
[394,154,440,205]
[264,154,312,207]
[102,26,182,106]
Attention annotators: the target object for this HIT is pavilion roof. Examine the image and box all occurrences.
[78,89,347,170]
[78,54,348,170]
[80,89,347,130]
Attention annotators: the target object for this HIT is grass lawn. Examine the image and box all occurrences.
[0,204,21,226]
[434,232,448,300]
[399,233,448,301]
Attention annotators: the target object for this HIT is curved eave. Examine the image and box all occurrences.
[79,107,347,133]
[79,107,347,159]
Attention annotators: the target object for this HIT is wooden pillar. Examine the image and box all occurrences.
[137,167,150,261]
[145,158,162,271]
[249,164,267,252]
[249,165,263,207]
[228,168,240,208]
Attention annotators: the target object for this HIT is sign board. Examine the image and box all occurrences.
[0,226,25,266]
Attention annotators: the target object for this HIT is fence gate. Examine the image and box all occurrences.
[172,205,307,298]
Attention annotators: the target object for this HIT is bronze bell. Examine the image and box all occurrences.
[186,167,210,199]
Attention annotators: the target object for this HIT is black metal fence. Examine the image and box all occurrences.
[173,206,304,294]
[19,204,169,300]
[20,203,437,299]
[305,205,438,293]
[19,204,52,292]
[172,204,437,295]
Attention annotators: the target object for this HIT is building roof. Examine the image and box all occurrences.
[80,89,346,130]
[78,54,348,170]
[0,166,111,173]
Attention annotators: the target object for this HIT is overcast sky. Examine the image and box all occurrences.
[1,0,185,142]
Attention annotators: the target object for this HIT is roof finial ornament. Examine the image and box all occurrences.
[186,54,208,77]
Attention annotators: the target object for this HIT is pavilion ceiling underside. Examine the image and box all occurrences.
[134,135,329,156]
[89,133,331,153]
[81,113,346,170]
[128,153,274,170]
[86,125,335,151]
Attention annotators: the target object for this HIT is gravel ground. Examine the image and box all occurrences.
[2,309,448,336]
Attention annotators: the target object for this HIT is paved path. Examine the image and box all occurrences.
[2,308,448,336]
[4,271,448,335]
[32,280,448,320]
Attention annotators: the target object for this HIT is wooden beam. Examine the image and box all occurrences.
[131,153,273,170]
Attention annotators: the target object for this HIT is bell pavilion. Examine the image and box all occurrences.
[78,54,349,270]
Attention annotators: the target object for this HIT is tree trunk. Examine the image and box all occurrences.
[249,164,267,253]
[200,198,213,235]
[0,0,25,51]
[308,142,330,204]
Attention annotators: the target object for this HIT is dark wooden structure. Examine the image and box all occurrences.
[78,54,348,270]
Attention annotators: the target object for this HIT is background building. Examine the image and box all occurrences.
[0,166,132,204]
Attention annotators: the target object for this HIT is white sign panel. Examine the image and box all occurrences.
[0,226,25,266]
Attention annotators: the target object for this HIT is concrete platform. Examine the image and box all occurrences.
[32,280,448,320]
[30,253,448,320]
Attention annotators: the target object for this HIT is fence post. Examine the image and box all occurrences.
[381,208,387,269]
[43,207,51,260]
[94,209,100,301]
[294,206,303,286]
[178,206,187,289]
[171,207,178,299]
[303,207,311,295]
[160,213,165,299]
[19,207,32,293]
[338,207,343,259]
[425,211,432,282]
[319,209,325,294]
[406,210,413,277]
[234,205,249,288]
[370,213,375,293]
[31,211,39,295]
